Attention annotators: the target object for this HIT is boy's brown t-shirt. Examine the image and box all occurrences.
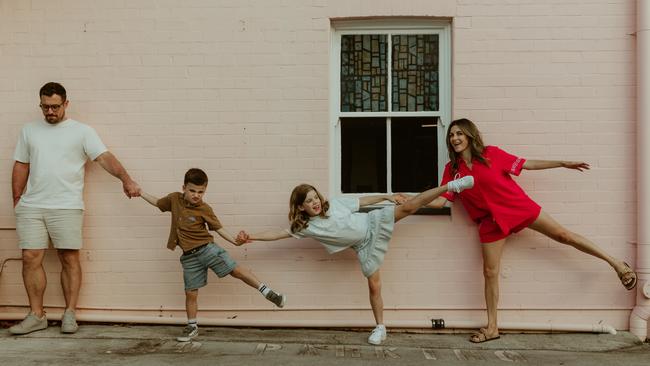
[156,192,223,252]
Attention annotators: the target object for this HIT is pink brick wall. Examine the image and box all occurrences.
[0,0,637,329]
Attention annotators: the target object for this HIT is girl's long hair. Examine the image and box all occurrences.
[288,184,329,233]
[446,118,488,174]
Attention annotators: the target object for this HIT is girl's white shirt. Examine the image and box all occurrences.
[287,197,369,253]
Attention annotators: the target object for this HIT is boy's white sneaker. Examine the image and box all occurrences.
[265,290,286,308]
[448,175,474,193]
[368,325,387,345]
[176,324,198,342]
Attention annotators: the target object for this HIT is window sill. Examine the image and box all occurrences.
[359,205,450,215]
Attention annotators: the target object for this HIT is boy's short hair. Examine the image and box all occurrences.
[184,168,208,186]
[39,82,67,101]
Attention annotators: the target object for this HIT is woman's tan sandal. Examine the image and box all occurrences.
[469,329,500,343]
[618,262,637,290]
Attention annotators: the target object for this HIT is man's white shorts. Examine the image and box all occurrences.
[15,205,83,250]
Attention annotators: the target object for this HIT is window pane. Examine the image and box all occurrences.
[391,34,439,111]
[341,118,387,193]
[391,117,438,192]
[340,35,388,112]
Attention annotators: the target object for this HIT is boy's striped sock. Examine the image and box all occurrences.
[258,283,271,296]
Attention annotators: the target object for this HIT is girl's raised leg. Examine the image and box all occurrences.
[394,176,474,222]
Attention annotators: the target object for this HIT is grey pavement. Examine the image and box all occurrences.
[1,322,649,365]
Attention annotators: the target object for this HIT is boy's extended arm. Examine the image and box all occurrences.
[140,191,160,207]
[216,228,239,246]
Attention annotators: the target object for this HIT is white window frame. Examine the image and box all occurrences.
[329,19,452,197]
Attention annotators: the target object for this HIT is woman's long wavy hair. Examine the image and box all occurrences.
[446,118,488,174]
[288,184,330,233]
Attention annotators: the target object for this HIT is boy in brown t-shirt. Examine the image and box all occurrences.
[140,168,285,342]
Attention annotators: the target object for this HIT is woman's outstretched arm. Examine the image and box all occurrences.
[523,160,590,171]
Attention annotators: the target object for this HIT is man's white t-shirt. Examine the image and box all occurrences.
[13,119,108,210]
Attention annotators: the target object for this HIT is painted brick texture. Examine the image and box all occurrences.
[0,0,637,329]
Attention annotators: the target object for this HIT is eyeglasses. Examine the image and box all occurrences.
[39,103,64,112]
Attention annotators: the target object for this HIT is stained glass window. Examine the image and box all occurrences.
[340,35,388,112]
[391,34,439,111]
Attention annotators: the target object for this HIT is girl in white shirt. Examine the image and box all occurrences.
[237,176,473,345]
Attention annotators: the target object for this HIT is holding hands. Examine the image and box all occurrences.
[236,231,251,245]
[123,179,142,198]
[388,193,409,205]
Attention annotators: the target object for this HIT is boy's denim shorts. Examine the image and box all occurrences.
[180,243,237,291]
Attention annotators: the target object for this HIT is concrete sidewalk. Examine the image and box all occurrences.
[1,323,649,365]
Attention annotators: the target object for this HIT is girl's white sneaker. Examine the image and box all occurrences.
[368,324,387,345]
[448,175,474,193]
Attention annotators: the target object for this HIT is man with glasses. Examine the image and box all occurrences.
[9,82,141,335]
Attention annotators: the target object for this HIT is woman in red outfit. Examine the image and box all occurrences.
[428,118,637,343]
